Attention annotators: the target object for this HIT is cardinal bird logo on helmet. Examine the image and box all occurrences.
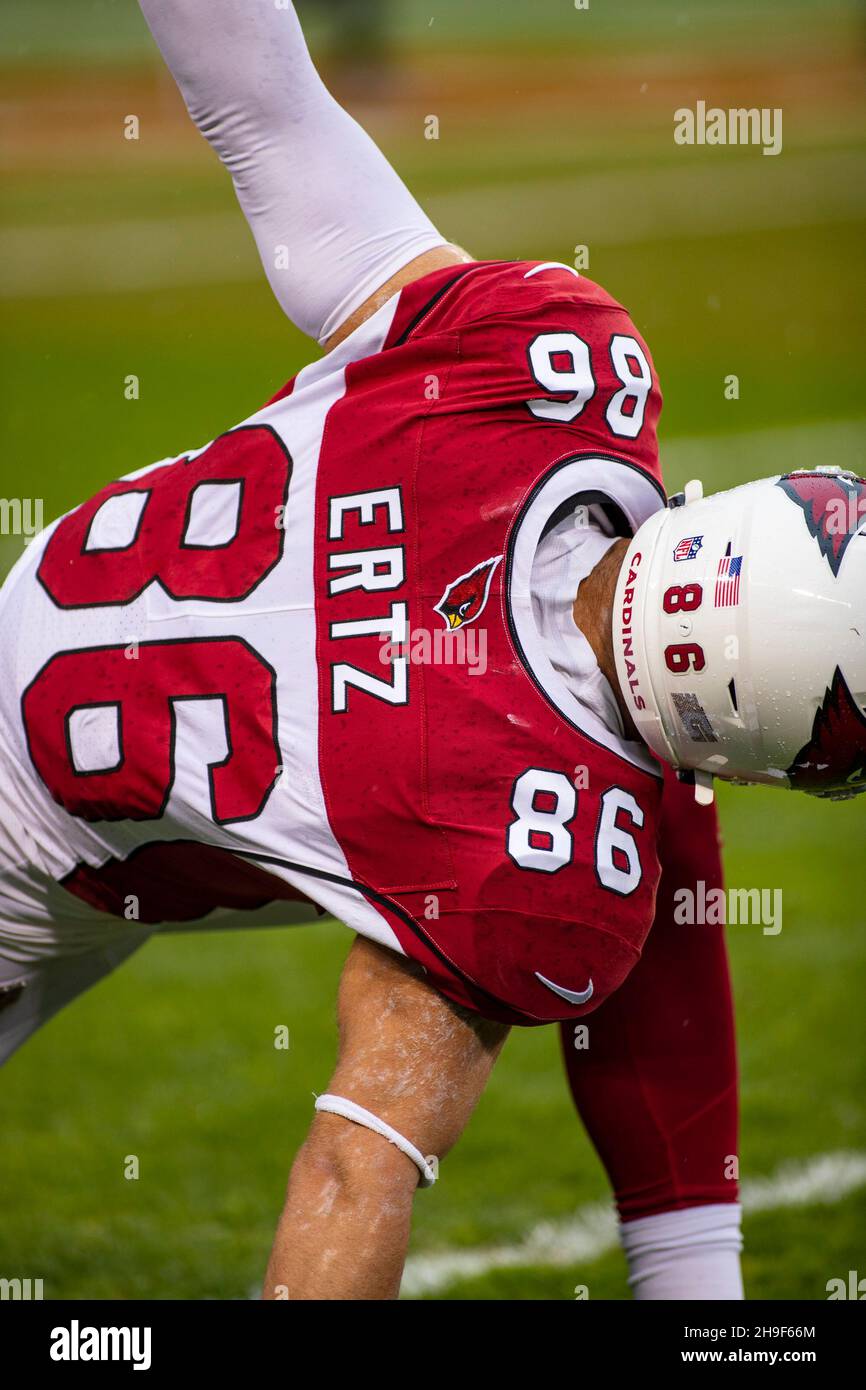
[786,667,866,798]
[777,471,866,577]
[434,555,502,630]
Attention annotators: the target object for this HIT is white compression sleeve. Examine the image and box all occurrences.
[620,1203,745,1300]
[138,0,448,343]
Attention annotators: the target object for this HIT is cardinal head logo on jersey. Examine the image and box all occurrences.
[434,555,502,630]
[786,666,866,798]
[777,471,866,577]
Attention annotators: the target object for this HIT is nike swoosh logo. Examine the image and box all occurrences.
[523,262,580,280]
[534,972,594,1006]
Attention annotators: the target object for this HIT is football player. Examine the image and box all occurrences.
[0,0,862,1301]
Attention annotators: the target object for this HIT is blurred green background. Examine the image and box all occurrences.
[0,0,864,1299]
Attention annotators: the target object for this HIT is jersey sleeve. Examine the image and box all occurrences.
[375,899,648,1026]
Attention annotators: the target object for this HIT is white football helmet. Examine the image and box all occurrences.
[612,467,866,802]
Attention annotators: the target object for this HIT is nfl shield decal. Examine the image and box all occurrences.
[673,535,703,562]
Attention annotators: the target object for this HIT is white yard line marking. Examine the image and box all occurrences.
[401,1150,866,1296]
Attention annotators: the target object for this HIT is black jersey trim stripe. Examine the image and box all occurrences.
[232,848,532,1019]
[59,839,532,1022]
[391,265,480,347]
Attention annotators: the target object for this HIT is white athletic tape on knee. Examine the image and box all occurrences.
[314,1093,437,1188]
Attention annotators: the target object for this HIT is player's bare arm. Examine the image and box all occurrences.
[264,936,507,1299]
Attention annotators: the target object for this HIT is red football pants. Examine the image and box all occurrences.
[560,766,739,1220]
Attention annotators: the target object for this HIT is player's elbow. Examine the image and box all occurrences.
[293,1112,420,1210]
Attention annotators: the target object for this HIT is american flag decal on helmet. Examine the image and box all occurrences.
[715,544,742,607]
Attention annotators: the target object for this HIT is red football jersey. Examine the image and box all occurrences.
[1,260,667,1024]
[306,261,667,1021]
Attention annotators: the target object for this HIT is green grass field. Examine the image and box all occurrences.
[0,0,864,1299]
